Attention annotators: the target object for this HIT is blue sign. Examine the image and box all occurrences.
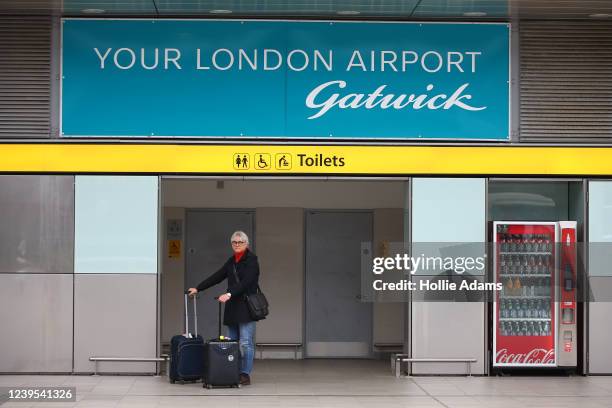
[61,20,510,140]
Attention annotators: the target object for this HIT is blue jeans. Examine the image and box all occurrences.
[227,321,256,375]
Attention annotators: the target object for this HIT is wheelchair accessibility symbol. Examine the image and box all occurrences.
[254,153,271,170]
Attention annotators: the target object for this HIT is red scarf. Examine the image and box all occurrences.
[234,250,246,263]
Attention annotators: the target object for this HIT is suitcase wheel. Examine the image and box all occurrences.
[180,380,185,385]
[205,384,212,389]
[170,379,175,384]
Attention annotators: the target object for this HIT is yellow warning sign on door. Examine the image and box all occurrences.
[168,240,181,258]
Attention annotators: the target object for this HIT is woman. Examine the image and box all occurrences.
[187,230,259,386]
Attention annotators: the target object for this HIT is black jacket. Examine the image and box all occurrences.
[196,249,260,326]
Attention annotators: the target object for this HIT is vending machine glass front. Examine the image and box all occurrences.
[494,222,557,367]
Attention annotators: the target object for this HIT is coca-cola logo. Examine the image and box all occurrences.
[496,348,555,364]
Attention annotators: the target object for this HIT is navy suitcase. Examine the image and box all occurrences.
[169,292,205,384]
[203,299,241,389]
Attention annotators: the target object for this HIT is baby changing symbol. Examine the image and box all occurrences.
[275,153,292,170]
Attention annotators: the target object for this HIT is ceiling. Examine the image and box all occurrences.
[1,0,612,20]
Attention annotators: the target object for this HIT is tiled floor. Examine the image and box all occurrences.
[1,360,612,407]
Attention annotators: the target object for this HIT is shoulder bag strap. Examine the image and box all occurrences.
[232,265,260,294]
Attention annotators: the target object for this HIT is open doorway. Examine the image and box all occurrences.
[160,178,409,361]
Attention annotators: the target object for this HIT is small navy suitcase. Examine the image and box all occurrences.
[203,300,241,389]
[169,292,205,384]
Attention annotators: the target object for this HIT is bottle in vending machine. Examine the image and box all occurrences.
[535,234,543,252]
[514,277,521,296]
[521,321,529,336]
[506,277,513,292]
[529,234,537,252]
[526,322,532,337]
[501,234,509,252]
[513,321,520,336]
[525,300,533,318]
[536,255,543,274]
[513,235,521,252]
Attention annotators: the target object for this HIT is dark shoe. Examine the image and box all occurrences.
[239,373,251,386]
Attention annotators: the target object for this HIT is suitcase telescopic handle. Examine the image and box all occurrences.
[214,296,222,338]
[183,292,198,337]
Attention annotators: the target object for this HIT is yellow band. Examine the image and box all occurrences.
[1,144,611,175]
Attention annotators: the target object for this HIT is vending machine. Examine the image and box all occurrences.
[493,221,577,368]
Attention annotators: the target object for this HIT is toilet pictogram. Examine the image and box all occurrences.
[233,153,250,170]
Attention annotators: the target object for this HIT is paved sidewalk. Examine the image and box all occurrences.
[1,360,612,407]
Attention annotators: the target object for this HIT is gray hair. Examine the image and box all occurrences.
[231,230,249,245]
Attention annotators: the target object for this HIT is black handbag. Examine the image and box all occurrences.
[232,266,269,321]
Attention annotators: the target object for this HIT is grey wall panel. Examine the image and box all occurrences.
[520,21,612,143]
[74,274,157,373]
[0,16,51,138]
[411,299,485,375]
[588,283,612,374]
[0,274,73,373]
[255,208,304,347]
[0,175,74,274]
[588,304,612,374]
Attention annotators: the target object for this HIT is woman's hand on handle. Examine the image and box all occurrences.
[187,288,198,297]
[218,293,231,303]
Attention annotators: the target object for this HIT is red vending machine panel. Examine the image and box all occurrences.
[558,221,577,367]
[493,222,557,367]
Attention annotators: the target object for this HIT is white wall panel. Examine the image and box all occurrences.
[75,176,158,274]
